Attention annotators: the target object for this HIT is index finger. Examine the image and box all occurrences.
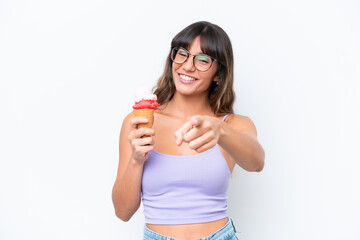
[190,115,203,128]
[129,117,149,130]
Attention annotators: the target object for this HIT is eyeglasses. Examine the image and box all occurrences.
[171,47,217,72]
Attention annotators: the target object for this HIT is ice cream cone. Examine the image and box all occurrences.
[133,109,154,129]
[133,108,154,158]
[132,86,158,158]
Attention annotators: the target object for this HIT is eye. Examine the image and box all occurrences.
[197,54,211,64]
[178,49,188,57]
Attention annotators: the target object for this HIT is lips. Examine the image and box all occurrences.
[179,73,196,81]
[178,73,198,84]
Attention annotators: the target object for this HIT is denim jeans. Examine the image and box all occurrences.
[143,218,239,240]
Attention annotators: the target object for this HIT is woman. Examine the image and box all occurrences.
[112,21,265,240]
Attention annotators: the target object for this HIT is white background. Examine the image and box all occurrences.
[1,0,359,239]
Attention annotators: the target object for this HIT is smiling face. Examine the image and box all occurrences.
[172,36,219,97]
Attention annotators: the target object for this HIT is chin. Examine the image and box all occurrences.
[174,84,195,96]
[175,83,210,97]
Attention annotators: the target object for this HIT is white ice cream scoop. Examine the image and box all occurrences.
[134,86,157,102]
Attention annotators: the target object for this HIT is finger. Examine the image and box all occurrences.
[174,121,192,146]
[142,145,154,155]
[194,140,216,153]
[188,131,213,150]
[129,117,149,129]
[183,126,207,143]
[133,128,155,139]
[132,136,154,147]
[190,115,203,128]
[135,145,154,159]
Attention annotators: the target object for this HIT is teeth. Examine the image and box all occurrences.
[180,74,196,81]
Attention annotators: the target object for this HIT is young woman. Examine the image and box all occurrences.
[112,21,265,240]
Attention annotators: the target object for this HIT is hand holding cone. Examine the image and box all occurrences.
[132,86,158,157]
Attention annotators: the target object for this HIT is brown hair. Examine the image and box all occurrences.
[154,21,235,115]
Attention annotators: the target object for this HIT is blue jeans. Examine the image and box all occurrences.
[143,218,239,240]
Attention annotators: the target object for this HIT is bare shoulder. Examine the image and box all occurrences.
[225,114,258,137]
[123,111,136,122]
[121,112,136,129]
[119,112,136,145]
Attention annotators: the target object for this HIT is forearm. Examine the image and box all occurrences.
[218,121,265,172]
[112,157,144,221]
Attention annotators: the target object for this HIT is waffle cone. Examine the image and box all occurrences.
[133,109,154,129]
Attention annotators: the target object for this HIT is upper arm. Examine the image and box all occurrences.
[227,114,258,138]
[115,112,135,181]
[224,114,264,172]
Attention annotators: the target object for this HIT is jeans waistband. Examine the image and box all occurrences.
[143,217,237,240]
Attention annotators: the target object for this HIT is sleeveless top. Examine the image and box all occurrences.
[141,114,231,224]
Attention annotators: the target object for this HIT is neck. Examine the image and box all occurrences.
[165,91,214,120]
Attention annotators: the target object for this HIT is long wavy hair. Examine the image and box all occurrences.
[154,21,235,115]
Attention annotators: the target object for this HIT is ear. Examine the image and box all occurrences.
[213,75,219,84]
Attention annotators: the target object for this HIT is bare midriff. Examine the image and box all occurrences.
[146,217,229,240]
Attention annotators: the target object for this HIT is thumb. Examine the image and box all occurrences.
[191,116,203,128]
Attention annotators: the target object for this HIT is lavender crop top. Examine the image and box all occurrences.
[141,114,231,224]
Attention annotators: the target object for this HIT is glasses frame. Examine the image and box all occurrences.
[171,47,218,72]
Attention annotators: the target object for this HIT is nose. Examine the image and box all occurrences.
[182,56,196,72]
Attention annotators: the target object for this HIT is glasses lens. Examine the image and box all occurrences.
[195,54,212,71]
[171,48,188,64]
